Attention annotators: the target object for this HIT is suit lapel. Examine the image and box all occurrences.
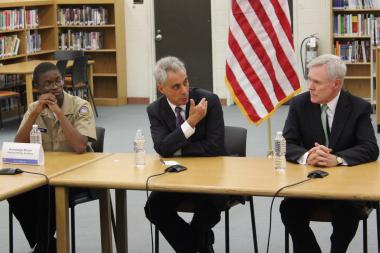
[308,101,326,145]
[160,97,177,131]
[329,91,351,148]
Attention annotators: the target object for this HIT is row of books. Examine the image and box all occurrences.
[0,74,23,89]
[59,31,104,50]
[0,35,20,58]
[334,40,371,63]
[333,0,380,8]
[26,9,39,29]
[57,6,109,26]
[0,9,24,32]
[334,14,375,36]
[0,97,20,112]
[334,14,380,44]
[26,31,41,53]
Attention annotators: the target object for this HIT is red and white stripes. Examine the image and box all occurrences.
[225,0,300,124]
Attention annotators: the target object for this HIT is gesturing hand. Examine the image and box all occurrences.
[187,98,207,128]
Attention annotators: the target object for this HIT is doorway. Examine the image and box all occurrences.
[154,0,213,94]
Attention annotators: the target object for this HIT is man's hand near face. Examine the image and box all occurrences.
[186,98,208,128]
[307,142,339,167]
[35,93,59,113]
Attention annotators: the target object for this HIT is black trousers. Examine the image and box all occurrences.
[145,191,229,253]
[280,198,365,253]
[7,185,56,253]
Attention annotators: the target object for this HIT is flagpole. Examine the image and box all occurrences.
[267,118,273,157]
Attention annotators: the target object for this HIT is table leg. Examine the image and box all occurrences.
[56,187,70,253]
[116,189,128,253]
[25,74,33,105]
[99,189,113,253]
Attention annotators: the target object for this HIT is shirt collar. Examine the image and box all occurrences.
[322,91,340,114]
[166,98,186,115]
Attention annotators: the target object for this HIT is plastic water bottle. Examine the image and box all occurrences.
[134,129,145,168]
[274,131,286,171]
[30,124,42,144]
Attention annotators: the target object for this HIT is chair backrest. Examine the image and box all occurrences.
[224,126,247,157]
[91,127,105,152]
[72,56,88,85]
[56,59,68,76]
[54,50,84,60]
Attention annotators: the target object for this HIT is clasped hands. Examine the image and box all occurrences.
[306,142,338,167]
[35,93,61,114]
[186,98,207,128]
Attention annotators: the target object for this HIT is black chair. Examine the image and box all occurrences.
[284,202,380,253]
[54,50,84,61]
[69,126,116,253]
[64,56,98,117]
[56,59,68,77]
[154,126,259,253]
[54,50,84,76]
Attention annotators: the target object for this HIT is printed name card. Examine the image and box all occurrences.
[2,142,44,165]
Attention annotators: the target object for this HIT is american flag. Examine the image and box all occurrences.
[225,0,301,125]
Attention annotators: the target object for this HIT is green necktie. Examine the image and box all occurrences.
[321,104,329,147]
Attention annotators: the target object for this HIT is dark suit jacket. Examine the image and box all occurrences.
[283,90,379,165]
[147,87,226,158]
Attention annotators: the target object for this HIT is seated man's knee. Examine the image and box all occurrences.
[144,199,164,224]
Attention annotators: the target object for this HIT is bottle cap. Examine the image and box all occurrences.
[135,129,144,138]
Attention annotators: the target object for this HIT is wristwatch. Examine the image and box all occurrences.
[336,156,343,165]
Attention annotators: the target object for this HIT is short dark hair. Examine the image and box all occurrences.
[33,62,59,86]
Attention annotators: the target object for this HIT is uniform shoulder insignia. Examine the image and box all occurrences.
[79,105,90,116]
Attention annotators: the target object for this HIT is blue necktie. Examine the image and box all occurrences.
[175,107,184,128]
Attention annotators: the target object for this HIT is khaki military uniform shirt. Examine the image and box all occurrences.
[18,91,97,152]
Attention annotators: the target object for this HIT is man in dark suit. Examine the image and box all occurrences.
[145,56,228,253]
[280,54,379,253]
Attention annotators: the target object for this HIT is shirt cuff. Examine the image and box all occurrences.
[297,152,309,165]
[181,120,195,139]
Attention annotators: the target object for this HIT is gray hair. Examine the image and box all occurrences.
[307,54,346,84]
[153,56,186,85]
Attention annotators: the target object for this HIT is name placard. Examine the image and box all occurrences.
[2,142,44,165]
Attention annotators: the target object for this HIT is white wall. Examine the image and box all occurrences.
[124,0,331,102]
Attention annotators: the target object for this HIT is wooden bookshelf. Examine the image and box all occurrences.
[0,0,127,109]
[330,0,380,105]
[56,0,127,105]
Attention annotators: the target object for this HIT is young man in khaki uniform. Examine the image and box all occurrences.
[9,62,96,253]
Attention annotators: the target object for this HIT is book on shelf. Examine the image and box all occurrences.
[0,74,22,89]
[59,30,104,50]
[333,0,380,9]
[0,9,24,31]
[26,9,39,29]
[57,6,109,26]
[0,35,20,58]
[335,40,370,63]
[26,30,41,53]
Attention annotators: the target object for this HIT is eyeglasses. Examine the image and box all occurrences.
[41,79,64,90]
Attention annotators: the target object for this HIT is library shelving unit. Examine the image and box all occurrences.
[55,0,127,106]
[0,0,58,118]
[331,0,380,106]
[0,0,127,112]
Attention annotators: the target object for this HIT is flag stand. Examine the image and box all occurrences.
[267,118,273,157]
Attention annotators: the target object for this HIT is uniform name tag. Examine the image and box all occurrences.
[2,142,44,166]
